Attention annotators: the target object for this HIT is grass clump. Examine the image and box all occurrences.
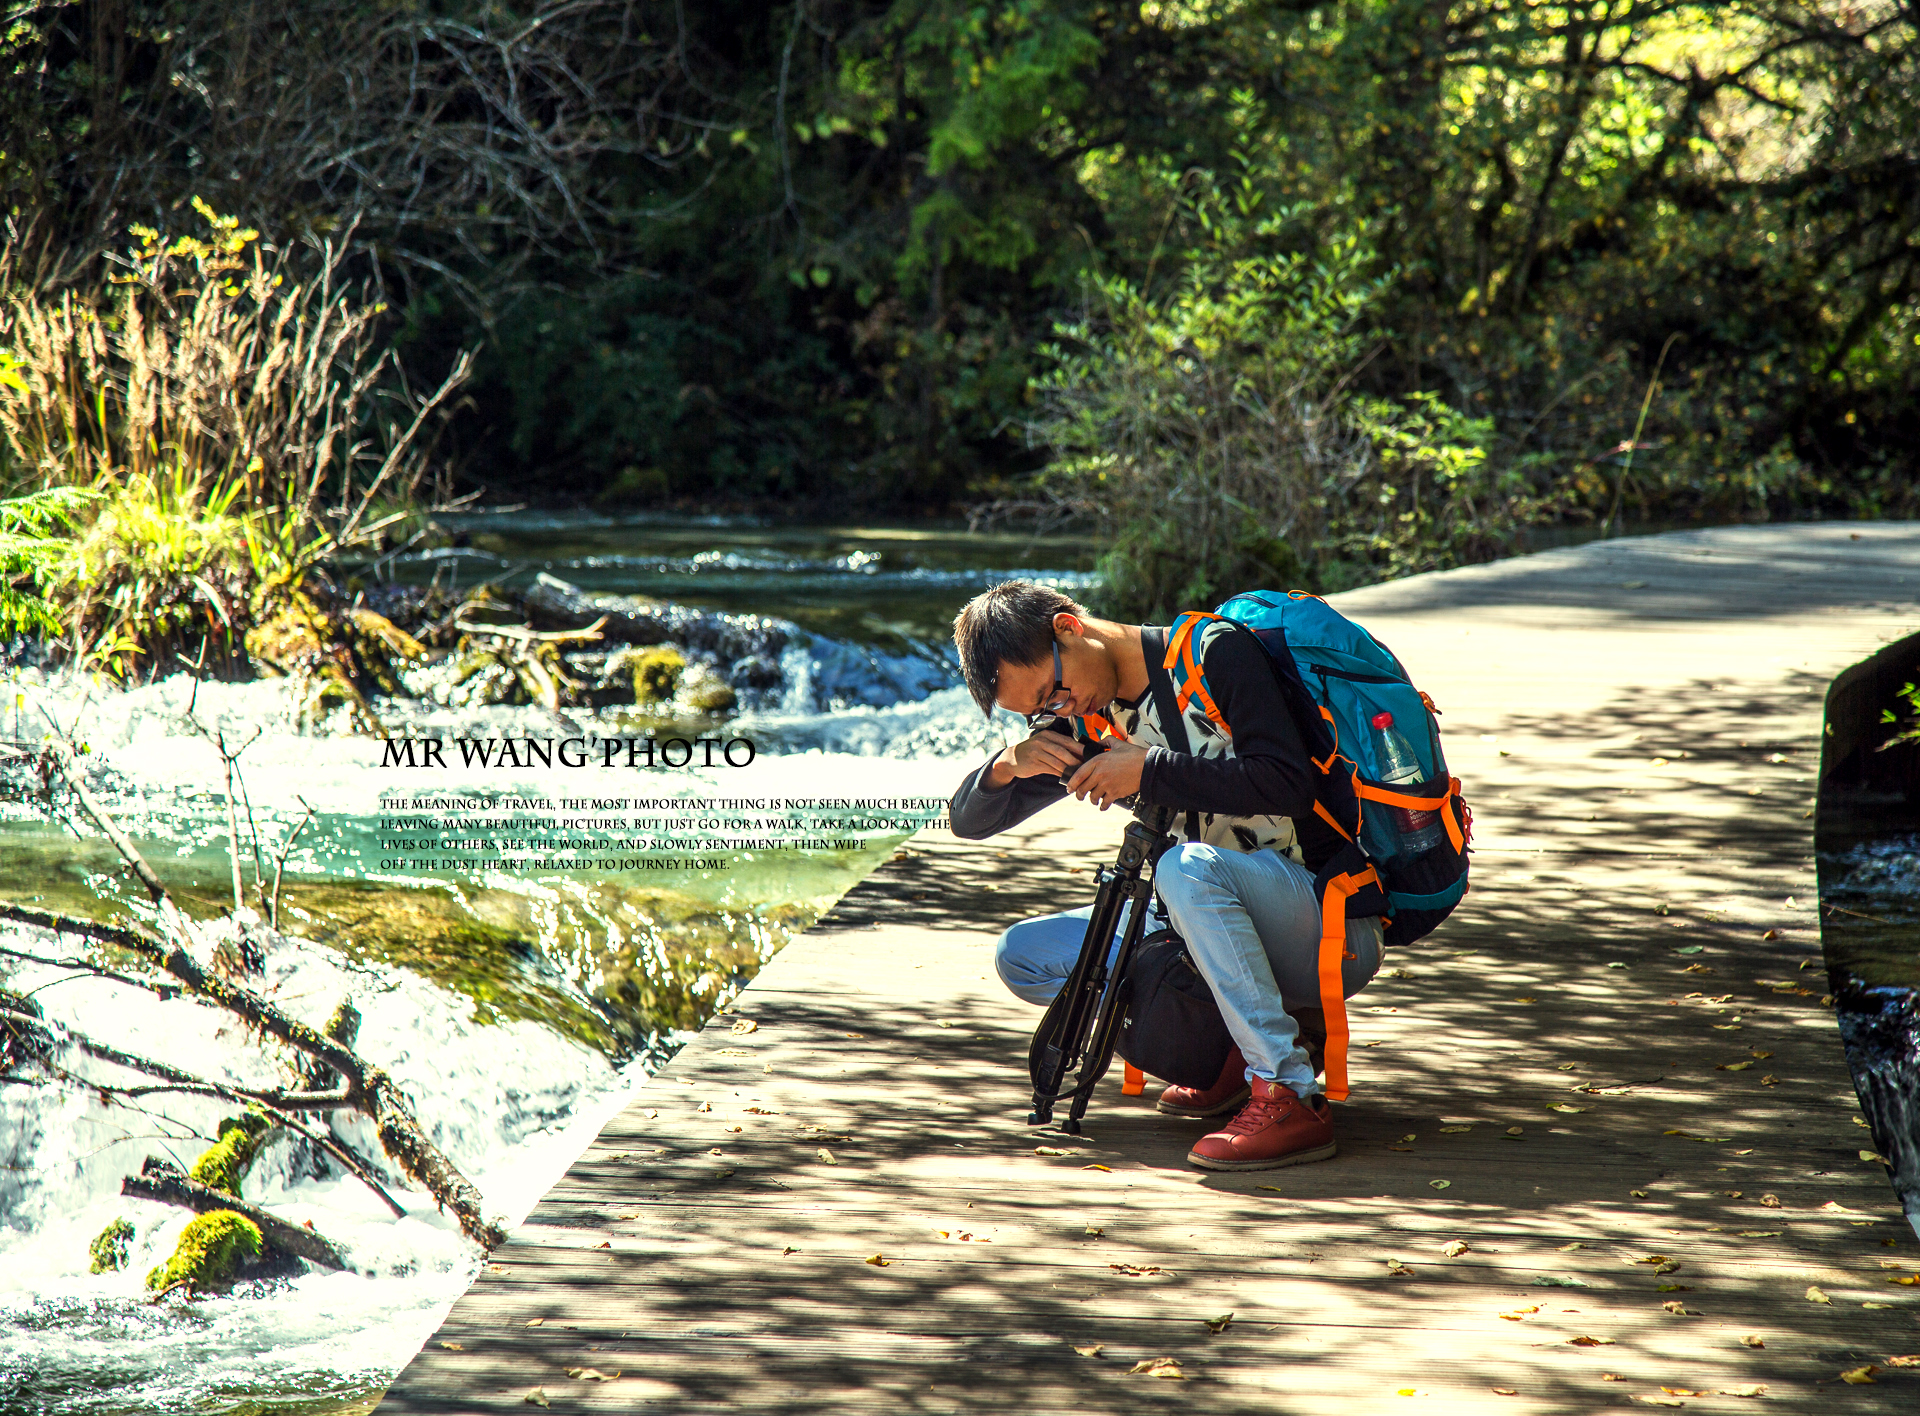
[145,1210,262,1295]
[88,1216,135,1273]
[0,199,468,681]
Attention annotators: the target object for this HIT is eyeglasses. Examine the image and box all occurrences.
[1025,642,1073,727]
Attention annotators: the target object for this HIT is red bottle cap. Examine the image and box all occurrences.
[1371,711,1394,729]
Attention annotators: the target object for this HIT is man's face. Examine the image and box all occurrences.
[992,617,1114,722]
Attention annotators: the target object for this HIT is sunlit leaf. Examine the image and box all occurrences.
[1805,1285,1831,1304]
[1839,1365,1878,1384]
[865,1254,889,1266]
[1566,1335,1616,1346]
[1074,1344,1105,1357]
[1739,1334,1765,1348]
[1429,1179,1451,1189]
[1442,1240,1470,1257]
[566,1368,619,1381]
[1204,1312,1234,1333]
[1127,1357,1187,1378]
[524,1390,550,1408]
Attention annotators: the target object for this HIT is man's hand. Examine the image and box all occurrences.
[985,730,1087,788]
[1065,742,1148,810]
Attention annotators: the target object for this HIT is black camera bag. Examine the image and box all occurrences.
[1116,928,1235,1089]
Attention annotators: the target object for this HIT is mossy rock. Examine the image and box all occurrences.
[89,1217,135,1273]
[620,646,686,705]
[146,1210,263,1295]
[679,662,736,714]
[245,585,419,721]
[189,1109,273,1195]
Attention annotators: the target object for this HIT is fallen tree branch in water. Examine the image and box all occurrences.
[123,1165,348,1272]
[0,1003,407,1218]
[0,903,504,1245]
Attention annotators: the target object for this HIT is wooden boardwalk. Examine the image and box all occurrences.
[378,525,1920,1413]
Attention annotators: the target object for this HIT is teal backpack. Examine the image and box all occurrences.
[1164,590,1472,1099]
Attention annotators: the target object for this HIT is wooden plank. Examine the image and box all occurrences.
[377,525,1920,1413]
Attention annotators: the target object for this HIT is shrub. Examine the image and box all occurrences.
[1019,159,1529,621]
[0,201,468,676]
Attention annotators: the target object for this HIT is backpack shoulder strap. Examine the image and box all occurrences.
[1164,612,1232,739]
[1141,627,1201,844]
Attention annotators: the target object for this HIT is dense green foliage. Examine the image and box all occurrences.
[4,2,1914,555]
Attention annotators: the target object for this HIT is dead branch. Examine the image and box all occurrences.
[0,896,500,1244]
[453,614,608,644]
[123,1166,347,1272]
[3,1004,406,1218]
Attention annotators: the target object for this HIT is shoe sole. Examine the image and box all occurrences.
[1185,1139,1338,1172]
[1155,1085,1251,1119]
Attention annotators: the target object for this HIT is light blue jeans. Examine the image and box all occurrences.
[994,843,1382,1098]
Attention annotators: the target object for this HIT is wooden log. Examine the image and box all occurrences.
[122,1170,348,1272]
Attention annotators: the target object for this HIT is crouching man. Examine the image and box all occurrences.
[947,581,1381,1170]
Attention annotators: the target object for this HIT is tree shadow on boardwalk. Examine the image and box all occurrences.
[378,667,1920,1412]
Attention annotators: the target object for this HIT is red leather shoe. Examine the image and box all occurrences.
[1155,1046,1249,1119]
[1186,1079,1337,1171]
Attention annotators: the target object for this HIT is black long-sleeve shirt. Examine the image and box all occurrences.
[949,624,1340,866]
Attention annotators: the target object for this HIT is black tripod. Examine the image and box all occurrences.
[1026,803,1177,1133]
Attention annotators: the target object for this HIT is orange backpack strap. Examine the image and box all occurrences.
[1315,863,1380,1103]
[1354,777,1469,854]
[1163,612,1233,739]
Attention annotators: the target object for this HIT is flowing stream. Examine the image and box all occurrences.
[0,515,1095,1415]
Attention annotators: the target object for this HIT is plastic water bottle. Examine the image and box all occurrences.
[1370,711,1445,856]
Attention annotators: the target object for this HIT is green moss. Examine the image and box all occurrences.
[145,1210,262,1294]
[89,1216,135,1273]
[622,646,686,704]
[188,1110,273,1194]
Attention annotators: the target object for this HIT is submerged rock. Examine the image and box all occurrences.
[525,573,791,690]
[146,1210,263,1295]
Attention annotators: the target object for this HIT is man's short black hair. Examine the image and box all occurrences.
[952,580,1089,716]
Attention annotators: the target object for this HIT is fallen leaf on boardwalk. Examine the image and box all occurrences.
[1559,1063,1579,1070]
[1084,1225,1104,1238]
[1429,1179,1451,1189]
[933,1229,949,1238]
[1840,1365,1878,1384]
[1884,1356,1920,1367]
[616,1211,642,1220]
[1635,1254,1674,1265]
[567,1368,619,1382]
[1128,1357,1187,1378]
[1439,1125,1473,1133]
[743,1105,778,1114]
[782,1246,795,1255]
[592,1241,611,1250]
[1805,1286,1832,1304]
[1760,1075,1778,1085]
[1204,1312,1234,1333]
[524,1390,550,1408]
[1388,1259,1415,1277]
[1549,1104,1586,1113]
[1662,1301,1698,1315]
[1492,1388,1519,1396]
[1657,1284,1692,1293]
[1662,1389,1712,1397]
[1601,1373,1622,1381]
[1751,1050,1773,1059]
[1817,1200,1860,1213]
[864,1255,889,1267]
[1109,1263,1166,1277]
[1534,1276,1590,1287]
[1662,1130,1728,1142]
[1498,1305,1541,1320]
[936,1020,954,1028]
[1718,1061,1753,1072]
[724,1125,743,1133]
[1082,1163,1112,1171]
[1258,1184,1286,1192]
[524,1318,545,1327]
[1559,1242,1586,1251]
[1723,1189,1743,1198]
[1759,1194,1781,1207]
[439,1341,465,1350]
[1566,1335,1616,1346]
[717,1047,751,1056]
[729,1018,758,1034]
[816,1148,837,1164]
[1720,1386,1766,1397]
[1864,1302,1896,1309]
[696,1101,711,1112]
[1631,1189,1649,1198]
[1401,1133,1418,1142]
[707,1147,724,1156]
[1862,1150,1892,1165]
[1507,1127,1525,1136]
[1886,1274,1920,1285]
[1739,1334,1765,1348]
[1073,1344,1105,1358]
[1442,1240,1470,1257]
[644,1110,658,1119]
[1034,1146,1074,1157]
